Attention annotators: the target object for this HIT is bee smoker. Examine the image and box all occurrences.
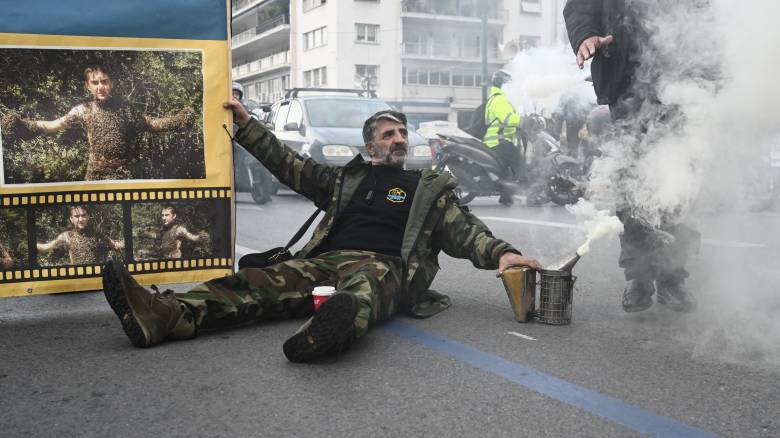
[500,267,537,322]
[500,253,580,325]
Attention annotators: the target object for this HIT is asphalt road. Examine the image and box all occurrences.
[1,192,778,437]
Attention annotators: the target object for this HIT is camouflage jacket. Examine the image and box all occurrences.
[236,119,520,318]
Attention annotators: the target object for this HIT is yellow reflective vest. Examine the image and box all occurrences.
[483,86,520,148]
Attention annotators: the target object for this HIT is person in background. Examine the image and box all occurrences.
[483,69,523,205]
[564,0,699,313]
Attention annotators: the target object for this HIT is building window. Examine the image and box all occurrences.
[303,0,326,12]
[355,23,379,43]
[516,35,540,50]
[452,71,463,86]
[405,68,418,85]
[303,66,327,87]
[520,0,542,15]
[355,64,379,88]
[303,26,327,50]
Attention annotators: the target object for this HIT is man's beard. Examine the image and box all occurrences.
[373,144,407,168]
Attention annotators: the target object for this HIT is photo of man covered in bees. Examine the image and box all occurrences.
[132,201,215,261]
[0,48,204,183]
[35,203,124,267]
[0,207,28,270]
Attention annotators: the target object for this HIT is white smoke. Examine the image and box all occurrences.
[616,0,780,364]
[566,199,624,256]
[509,0,780,365]
[503,45,595,116]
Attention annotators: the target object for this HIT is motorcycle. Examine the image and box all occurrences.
[432,114,585,206]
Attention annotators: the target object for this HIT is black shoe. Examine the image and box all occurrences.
[283,292,358,363]
[656,280,696,312]
[622,279,654,312]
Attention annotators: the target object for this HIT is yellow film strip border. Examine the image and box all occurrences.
[0,186,233,286]
[1,258,233,285]
[1,187,231,207]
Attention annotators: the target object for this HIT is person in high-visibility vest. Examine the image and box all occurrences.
[483,69,522,205]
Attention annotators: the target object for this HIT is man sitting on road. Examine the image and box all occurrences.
[101,99,541,363]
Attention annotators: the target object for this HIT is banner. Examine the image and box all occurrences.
[0,0,234,297]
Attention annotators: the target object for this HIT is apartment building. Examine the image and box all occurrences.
[231,0,564,127]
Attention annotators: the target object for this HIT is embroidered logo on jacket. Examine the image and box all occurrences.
[386,188,407,203]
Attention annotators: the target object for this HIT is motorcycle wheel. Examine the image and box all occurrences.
[442,158,480,206]
[548,161,585,206]
[457,190,477,205]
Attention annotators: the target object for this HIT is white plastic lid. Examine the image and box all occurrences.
[312,286,336,295]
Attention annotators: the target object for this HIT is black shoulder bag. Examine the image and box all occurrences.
[237,209,322,270]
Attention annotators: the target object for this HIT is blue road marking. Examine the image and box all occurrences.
[386,320,718,438]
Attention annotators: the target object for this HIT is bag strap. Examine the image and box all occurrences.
[483,92,502,127]
[283,208,322,251]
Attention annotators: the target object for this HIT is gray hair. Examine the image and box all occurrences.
[362,110,407,143]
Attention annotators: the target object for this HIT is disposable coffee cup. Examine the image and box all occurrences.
[312,286,336,311]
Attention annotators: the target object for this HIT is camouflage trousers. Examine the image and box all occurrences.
[171,250,403,339]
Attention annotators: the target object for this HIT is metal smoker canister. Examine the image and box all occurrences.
[537,268,576,325]
[500,267,536,322]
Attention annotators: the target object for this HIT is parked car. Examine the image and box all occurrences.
[232,107,278,204]
[262,88,432,169]
[233,140,275,204]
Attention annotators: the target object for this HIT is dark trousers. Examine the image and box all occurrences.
[615,208,700,282]
[491,141,524,181]
[610,97,699,283]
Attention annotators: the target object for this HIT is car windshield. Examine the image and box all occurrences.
[306,99,392,128]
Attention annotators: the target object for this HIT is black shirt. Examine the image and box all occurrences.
[324,165,420,257]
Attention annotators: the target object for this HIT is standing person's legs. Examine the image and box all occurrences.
[616,208,658,312]
[283,250,403,362]
[616,208,699,313]
[654,221,699,312]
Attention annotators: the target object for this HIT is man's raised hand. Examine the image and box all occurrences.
[223,98,251,129]
[576,35,614,69]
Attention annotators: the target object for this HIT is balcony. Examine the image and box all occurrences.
[232,0,263,16]
[232,14,289,47]
[232,50,290,80]
[401,0,505,20]
[401,0,506,21]
[401,42,501,61]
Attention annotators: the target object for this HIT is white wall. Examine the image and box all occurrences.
[333,0,401,99]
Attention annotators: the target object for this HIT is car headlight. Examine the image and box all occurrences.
[321,145,355,157]
[413,144,432,157]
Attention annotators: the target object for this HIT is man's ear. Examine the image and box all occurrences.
[365,142,374,157]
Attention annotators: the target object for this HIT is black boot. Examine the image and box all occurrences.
[656,279,696,312]
[283,292,358,363]
[622,279,654,312]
